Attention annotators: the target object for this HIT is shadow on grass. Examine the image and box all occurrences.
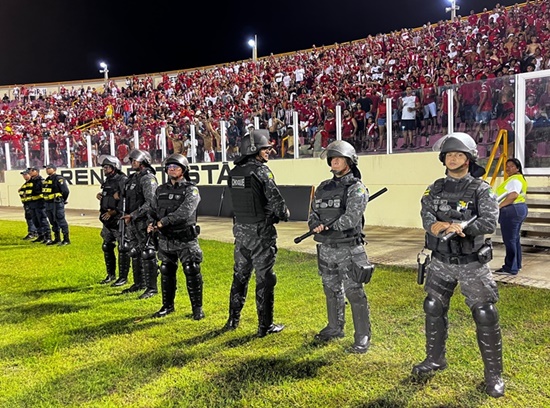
[25,284,97,296]
[1,301,89,323]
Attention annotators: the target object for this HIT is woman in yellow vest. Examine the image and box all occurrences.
[494,158,528,275]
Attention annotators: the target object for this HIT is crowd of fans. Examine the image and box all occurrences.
[2,0,550,169]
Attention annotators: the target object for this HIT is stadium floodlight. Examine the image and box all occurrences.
[248,35,257,62]
[445,0,460,21]
[99,62,109,83]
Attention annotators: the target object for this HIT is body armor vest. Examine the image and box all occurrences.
[425,177,484,255]
[313,177,363,244]
[100,173,126,227]
[124,170,149,213]
[156,181,198,240]
[228,163,267,224]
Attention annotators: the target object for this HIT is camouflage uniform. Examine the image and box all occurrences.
[413,131,504,398]
[308,171,372,353]
[123,166,158,296]
[98,166,129,286]
[150,178,204,320]
[225,149,290,337]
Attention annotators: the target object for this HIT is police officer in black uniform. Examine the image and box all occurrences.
[413,132,504,398]
[147,154,204,319]
[18,169,38,240]
[96,155,130,286]
[26,166,51,243]
[224,129,290,337]
[120,149,159,299]
[42,164,70,245]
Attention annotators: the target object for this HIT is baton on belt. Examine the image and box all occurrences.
[294,187,388,244]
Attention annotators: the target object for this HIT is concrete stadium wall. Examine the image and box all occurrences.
[2,152,547,228]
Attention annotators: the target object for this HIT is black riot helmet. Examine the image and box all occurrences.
[163,154,189,173]
[98,154,122,171]
[240,129,272,156]
[320,140,361,178]
[433,132,485,177]
[129,149,152,165]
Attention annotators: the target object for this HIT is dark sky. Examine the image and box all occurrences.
[0,0,520,86]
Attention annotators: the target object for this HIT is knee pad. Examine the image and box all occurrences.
[142,246,156,260]
[184,262,201,277]
[472,303,499,326]
[128,246,139,259]
[102,241,116,253]
[160,262,178,276]
[265,271,277,288]
[423,295,444,318]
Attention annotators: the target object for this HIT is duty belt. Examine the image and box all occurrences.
[432,251,479,265]
[323,238,363,248]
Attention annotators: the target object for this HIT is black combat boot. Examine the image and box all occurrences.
[112,252,130,287]
[412,313,448,375]
[153,273,177,318]
[42,234,53,244]
[100,242,117,284]
[347,287,371,354]
[257,286,284,338]
[315,287,345,342]
[139,258,159,299]
[47,232,61,246]
[58,232,70,246]
[222,283,247,331]
[474,304,505,398]
[185,262,204,320]
[122,257,145,293]
[32,234,45,243]
[23,233,38,240]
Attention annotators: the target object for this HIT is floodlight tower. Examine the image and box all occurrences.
[446,0,460,21]
[99,62,109,84]
[248,35,258,62]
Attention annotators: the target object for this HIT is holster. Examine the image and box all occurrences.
[477,238,493,264]
[349,246,374,284]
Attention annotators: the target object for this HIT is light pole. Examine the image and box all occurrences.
[445,0,460,21]
[248,35,257,62]
[99,62,109,84]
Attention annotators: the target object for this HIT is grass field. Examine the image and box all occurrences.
[0,220,549,407]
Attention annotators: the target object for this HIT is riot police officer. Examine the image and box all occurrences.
[42,164,70,245]
[120,150,159,299]
[224,129,290,337]
[413,132,504,398]
[308,140,372,354]
[18,169,38,240]
[96,155,130,286]
[147,154,204,320]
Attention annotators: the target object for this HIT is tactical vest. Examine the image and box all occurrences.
[425,177,484,255]
[42,174,64,201]
[100,173,126,227]
[313,177,363,244]
[124,170,151,213]
[156,181,198,240]
[228,163,267,224]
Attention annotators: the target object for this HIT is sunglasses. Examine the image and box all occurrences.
[166,164,180,170]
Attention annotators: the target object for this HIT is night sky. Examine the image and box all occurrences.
[0,0,521,86]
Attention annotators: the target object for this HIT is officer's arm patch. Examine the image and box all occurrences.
[423,187,431,196]
[191,187,199,196]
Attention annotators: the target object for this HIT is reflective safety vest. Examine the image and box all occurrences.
[19,181,33,203]
[495,174,527,204]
